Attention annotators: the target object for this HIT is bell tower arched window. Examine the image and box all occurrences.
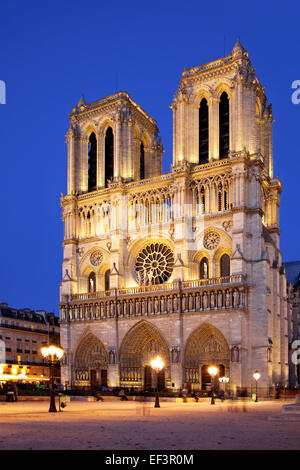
[200,257,209,279]
[220,254,230,278]
[88,132,97,192]
[105,127,114,188]
[88,272,96,293]
[219,92,229,159]
[140,142,145,180]
[199,98,209,164]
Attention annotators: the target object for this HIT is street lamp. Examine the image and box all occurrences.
[41,345,64,412]
[208,366,218,404]
[151,355,164,408]
[253,370,260,402]
[219,376,229,395]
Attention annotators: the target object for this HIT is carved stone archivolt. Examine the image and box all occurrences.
[184,323,230,370]
[74,333,108,369]
[119,320,170,387]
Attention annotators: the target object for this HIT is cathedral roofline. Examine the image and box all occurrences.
[70,90,157,127]
[181,39,250,80]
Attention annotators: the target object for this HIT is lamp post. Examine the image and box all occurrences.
[253,370,260,402]
[151,356,164,408]
[41,345,64,412]
[208,366,218,405]
[219,376,229,396]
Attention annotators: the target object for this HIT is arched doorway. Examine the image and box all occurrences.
[73,333,108,389]
[184,323,230,390]
[120,320,170,390]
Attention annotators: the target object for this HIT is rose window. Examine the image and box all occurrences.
[203,232,220,250]
[135,243,174,285]
[90,250,103,266]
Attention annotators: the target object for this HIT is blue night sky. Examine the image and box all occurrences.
[0,0,299,315]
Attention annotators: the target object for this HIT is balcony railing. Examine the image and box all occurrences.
[60,275,247,322]
[69,275,245,301]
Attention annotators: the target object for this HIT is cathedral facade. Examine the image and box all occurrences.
[59,40,288,395]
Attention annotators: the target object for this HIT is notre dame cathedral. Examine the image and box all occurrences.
[59,39,288,395]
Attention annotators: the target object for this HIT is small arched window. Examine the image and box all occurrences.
[219,92,229,159]
[217,182,223,212]
[200,257,209,279]
[220,254,230,278]
[105,269,111,291]
[199,98,209,164]
[140,142,145,180]
[88,133,97,192]
[200,186,205,214]
[224,183,228,210]
[88,272,96,293]
[105,127,114,188]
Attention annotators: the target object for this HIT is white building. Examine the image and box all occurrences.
[59,40,288,396]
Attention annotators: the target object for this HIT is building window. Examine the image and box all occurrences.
[105,270,110,291]
[199,257,209,279]
[140,142,145,180]
[217,183,223,211]
[219,92,229,159]
[88,272,96,293]
[220,254,230,278]
[105,127,114,188]
[88,132,97,192]
[199,98,209,164]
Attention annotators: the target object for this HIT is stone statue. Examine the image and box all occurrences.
[203,292,208,309]
[231,346,239,362]
[218,291,223,308]
[225,290,231,307]
[233,290,239,307]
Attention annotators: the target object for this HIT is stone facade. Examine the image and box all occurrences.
[59,40,288,396]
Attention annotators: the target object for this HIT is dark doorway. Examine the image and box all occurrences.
[90,369,97,388]
[157,369,165,391]
[144,365,152,390]
[201,365,211,389]
[101,369,108,387]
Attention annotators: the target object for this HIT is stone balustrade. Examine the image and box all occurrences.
[60,275,247,322]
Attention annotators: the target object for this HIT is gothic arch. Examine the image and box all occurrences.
[98,117,115,137]
[184,322,230,368]
[81,122,98,139]
[73,332,108,369]
[119,320,171,388]
[214,81,233,100]
[189,84,213,105]
[79,247,108,274]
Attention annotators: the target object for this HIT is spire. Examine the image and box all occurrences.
[232,37,248,58]
[77,94,86,107]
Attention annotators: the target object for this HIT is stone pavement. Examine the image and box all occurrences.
[0,400,299,450]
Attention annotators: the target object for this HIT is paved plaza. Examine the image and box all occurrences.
[0,399,300,450]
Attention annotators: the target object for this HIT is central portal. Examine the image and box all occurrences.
[143,365,165,391]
